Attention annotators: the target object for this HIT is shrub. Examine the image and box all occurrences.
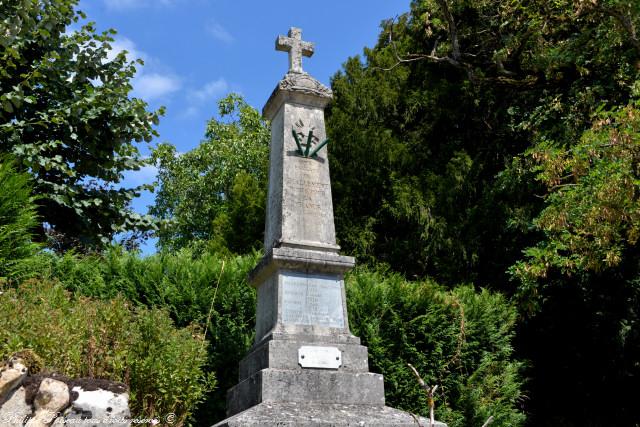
[347,267,526,427]
[0,279,213,425]
[33,247,257,423]
[0,156,40,282]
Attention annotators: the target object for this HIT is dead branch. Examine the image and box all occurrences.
[373,23,465,73]
[408,363,427,389]
[410,412,424,427]
[370,7,471,75]
[408,363,439,427]
[370,10,532,86]
[481,416,495,427]
[435,0,460,60]
[440,295,466,372]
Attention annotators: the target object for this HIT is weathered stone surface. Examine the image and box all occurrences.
[0,386,32,426]
[251,250,357,344]
[0,357,28,402]
[227,369,385,417]
[64,386,130,427]
[214,402,446,427]
[250,247,356,346]
[27,378,69,427]
[263,72,332,120]
[1,372,131,427]
[263,97,337,253]
[276,27,314,74]
[249,247,355,286]
[281,272,344,328]
[254,269,355,345]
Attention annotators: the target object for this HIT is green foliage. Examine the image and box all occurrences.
[347,268,525,427]
[327,1,640,424]
[34,247,258,423]
[508,100,640,425]
[152,94,269,253]
[3,2,637,425]
[0,0,161,249]
[0,156,40,281]
[514,100,640,288]
[328,0,640,286]
[0,279,213,425]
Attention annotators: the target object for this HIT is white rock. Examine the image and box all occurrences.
[64,386,130,427]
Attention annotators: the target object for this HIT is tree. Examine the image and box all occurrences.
[514,98,640,292]
[151,94,270,253]
[328,0,639,286]
[509,98,640,425]
[326,0,640,424]
[0,0,161,250]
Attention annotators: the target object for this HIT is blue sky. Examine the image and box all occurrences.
[78,0,410,253]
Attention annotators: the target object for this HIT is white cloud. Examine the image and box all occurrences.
[191,78,228,102]
[106,37,146,63]
[206,21,234,44]
[178,78,229,119]
[122,164,159,187]
[102,36,181,102]
[133,73,181,101]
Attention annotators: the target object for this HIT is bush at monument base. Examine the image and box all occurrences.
[347,268,526,427]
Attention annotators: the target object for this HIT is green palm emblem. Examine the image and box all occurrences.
[291,127,329,158]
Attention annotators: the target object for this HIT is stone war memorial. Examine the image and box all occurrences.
[213,27,446,427]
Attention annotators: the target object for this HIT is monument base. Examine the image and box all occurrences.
[212,402,446,427]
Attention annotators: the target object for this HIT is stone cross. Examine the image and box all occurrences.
[276,27,314,73]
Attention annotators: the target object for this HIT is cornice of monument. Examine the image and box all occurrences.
[262,71,333,120]
[248,246,355,287]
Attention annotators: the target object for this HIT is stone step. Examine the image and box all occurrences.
[227,369,385,417]
[213,402,446,427]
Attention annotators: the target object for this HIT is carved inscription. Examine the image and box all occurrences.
[288,160,330,213]
[281,273,345,328]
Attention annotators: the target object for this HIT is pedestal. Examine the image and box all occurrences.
[214,248,445,427]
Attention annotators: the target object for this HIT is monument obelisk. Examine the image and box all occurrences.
[213,27,445,427]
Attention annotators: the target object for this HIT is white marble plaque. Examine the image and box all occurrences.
[298,346,342,369]
[281,273,344,328]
